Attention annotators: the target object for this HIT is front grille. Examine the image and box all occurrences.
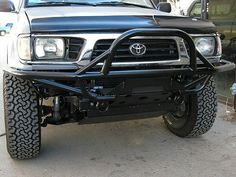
[68,38,84,60]
[91,38,179,62]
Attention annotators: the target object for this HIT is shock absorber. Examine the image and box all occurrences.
[53,96,61,121]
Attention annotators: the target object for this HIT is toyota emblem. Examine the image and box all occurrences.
[129,43,147,56]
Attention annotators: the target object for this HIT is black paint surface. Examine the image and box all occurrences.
[30,15,216,34]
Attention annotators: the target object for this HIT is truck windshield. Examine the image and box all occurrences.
[26,0,154,8]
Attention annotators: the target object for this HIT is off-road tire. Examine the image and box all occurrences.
[3,73,41,159]
[164,76,217,137]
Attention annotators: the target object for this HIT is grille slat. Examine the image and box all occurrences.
[68,38,84,60]
[92,38,179,62]
[94,47,177,53]
[114,54,177,58]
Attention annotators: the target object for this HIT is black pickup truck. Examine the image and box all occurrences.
[1,0,235,159]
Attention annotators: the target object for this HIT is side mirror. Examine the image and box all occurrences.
[156,2,172,13]
[0,0,15,12]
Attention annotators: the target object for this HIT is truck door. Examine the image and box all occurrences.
[209,0,235,55]
[209,0,236,98]
[229,2,236,62]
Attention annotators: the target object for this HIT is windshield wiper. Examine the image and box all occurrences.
[28,1,96,7]
[95,1,152,9]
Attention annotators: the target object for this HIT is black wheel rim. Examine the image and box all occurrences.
[165,96,190,129]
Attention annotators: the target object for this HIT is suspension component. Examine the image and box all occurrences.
[96,102,110,112]
[53,96,61,121]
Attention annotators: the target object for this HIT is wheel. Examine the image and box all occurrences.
[3,73,41,159]
[0,30,6,36]
[163,76,217,137]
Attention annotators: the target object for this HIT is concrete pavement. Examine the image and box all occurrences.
[1,35,236,177]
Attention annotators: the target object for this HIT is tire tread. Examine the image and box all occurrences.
[187,77,217,137]
[3,73,41,159]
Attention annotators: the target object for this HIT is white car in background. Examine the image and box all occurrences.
[0,0,18,36]
[0,23,13,36]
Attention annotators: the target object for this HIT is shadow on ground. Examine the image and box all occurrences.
[0,112,236,177]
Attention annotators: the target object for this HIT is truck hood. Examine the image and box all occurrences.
[25,6,216,34]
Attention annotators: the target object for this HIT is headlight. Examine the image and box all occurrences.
[34,38,65,60]
[194,37,215,56]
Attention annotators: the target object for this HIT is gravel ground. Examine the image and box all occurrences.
[1,35,236,177]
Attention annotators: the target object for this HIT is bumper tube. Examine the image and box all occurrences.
[3,28,236,103]
[3,60,235,81]
[214,60,235,73]
[4,29,235,80]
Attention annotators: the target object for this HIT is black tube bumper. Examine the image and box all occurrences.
[3,28,236,102]
[4,59,235,102]
[4,59,235,80]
